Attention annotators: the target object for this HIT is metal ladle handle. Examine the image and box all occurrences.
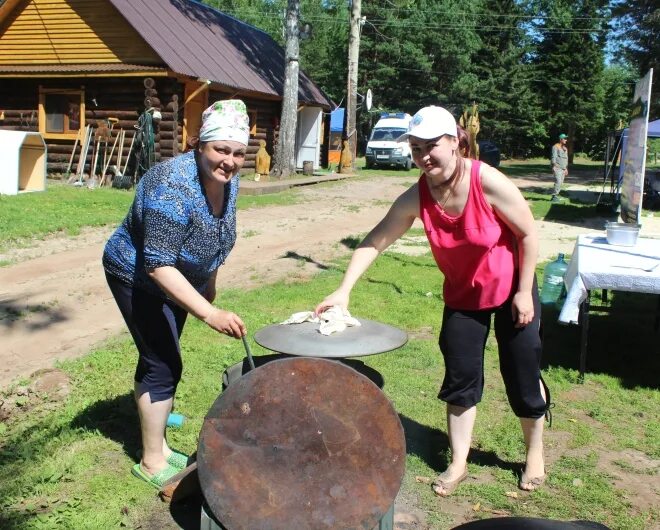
[242,335,256,371]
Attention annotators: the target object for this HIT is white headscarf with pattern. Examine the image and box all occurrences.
[199,99,250,145]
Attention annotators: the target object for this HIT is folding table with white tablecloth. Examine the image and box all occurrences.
[558,234,660,379]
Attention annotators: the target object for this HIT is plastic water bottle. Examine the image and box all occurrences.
[540,253,568,305]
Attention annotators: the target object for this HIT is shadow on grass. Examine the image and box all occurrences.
[386,253,436,269]
[519,188,618,228]
[0,297,69,332]
[341,236,361,250]
[0,392,142,530]
[280,250,332,271]
[70,392,142,459]
[399,415,518,475]
[540,295,660,389]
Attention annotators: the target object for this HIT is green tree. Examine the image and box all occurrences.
[583,64,636,157]
[203,0,286,40]
[531,0,610,160]
[298,1,349,103]
[466,0,546,157]
[201,0,347,103]
[358,0,482,113]
[611,0,659,119]
[355,0,482,148]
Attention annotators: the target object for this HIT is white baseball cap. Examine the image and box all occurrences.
[396,105,457,142]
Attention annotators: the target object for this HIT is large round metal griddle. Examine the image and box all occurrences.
[253,319,408,358]
[197,357,406,530]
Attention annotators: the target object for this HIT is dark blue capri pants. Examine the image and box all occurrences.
[106,273,188,403]
[438,279,548,419]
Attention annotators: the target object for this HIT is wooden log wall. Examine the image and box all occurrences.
[0,76,174,176]
[0,78,288,175]
[0,79,39,132]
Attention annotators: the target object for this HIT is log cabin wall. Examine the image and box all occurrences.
[0,76,180,175]
[0,79,39,133]
[0,0,331,176]
[0,78,283,175]
[152,77,183,162]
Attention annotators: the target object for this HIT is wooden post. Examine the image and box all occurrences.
[183,80,211,107]
[65,127,83,176]
[100,133,120,186]
[341,0,362,173]
[270,0,300,179]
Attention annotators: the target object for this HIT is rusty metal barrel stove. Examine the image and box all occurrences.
[198,357,406,530]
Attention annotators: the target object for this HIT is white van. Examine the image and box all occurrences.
[365,112,413,170]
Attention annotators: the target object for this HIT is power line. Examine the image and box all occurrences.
[209,9,610,35]
[363,7,610,22]
[208,4,611,23]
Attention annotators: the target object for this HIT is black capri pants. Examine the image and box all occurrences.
[438,278,548,419]
[106,273,188,403]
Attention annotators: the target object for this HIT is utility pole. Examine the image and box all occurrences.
[341,0,362,173]
[271,0,300,179]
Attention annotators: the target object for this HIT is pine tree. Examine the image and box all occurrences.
[298,1,349,103]
[202,0,286,42]
[584,65,636,157]
[611,0,659,119]
[532,0,609,159]
[466,0,546,157]
[356,0,482,145]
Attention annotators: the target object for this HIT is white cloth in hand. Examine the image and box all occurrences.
[279,311,320,325]
[279,306,362,335]
[317,306,361,336]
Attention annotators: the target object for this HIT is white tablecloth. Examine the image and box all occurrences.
[558,234,660,324]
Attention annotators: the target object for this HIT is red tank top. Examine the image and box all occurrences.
[418,160,516,310]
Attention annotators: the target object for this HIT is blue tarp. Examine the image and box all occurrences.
[646,118,660,137]
[618,119,660,181]
[330,108,344,133]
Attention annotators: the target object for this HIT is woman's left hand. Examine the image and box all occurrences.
[511,291,534,328]
[204,308,246,338]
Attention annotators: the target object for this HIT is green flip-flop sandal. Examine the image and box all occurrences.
[131,463,180,489]
[166,450,191,470]
[135,449,191,470]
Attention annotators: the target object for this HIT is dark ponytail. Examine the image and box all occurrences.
[457,125,471,159]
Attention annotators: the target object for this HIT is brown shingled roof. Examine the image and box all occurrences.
[0,63,162,73]
[108,0,332,108]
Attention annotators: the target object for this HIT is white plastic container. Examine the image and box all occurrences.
[605,222,641,246]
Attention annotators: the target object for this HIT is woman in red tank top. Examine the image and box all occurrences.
[316,106,550,496]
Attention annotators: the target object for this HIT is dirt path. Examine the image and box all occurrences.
[0,177,411,388]
[1,174,659,389]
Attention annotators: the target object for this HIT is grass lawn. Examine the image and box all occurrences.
[0,181,305,256]
[500,156,603,178]
[0,242,657,529]
[2,155,650,258]
[0,182,134,253]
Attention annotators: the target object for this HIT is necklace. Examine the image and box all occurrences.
[430,158,463,211]
[432,179,454,210]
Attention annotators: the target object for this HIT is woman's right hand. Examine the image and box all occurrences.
[314,290,350,316]
[203,308,246,338]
